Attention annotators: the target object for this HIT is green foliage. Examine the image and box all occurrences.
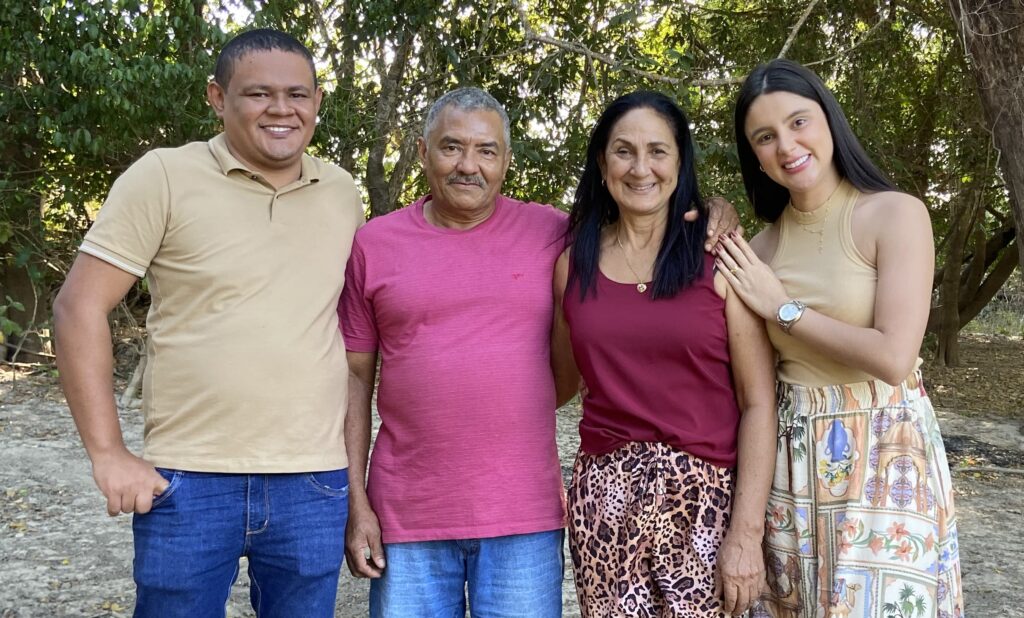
[0,296,25,338]
[0,0,1017,343]
[1,0,226,338]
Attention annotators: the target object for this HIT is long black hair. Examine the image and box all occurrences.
[567,91,706,301]
[733,59,894,222]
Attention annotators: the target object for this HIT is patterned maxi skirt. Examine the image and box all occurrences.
[753,371,963,618]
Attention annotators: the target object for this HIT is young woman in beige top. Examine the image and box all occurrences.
[716,59,963,618]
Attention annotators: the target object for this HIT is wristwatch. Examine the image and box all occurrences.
[776,299,806,334]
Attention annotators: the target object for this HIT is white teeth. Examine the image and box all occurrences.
[784,155,810,169]
[266,126,291,133]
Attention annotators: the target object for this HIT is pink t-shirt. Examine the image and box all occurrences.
[340,195,568,543]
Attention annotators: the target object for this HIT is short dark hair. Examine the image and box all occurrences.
[214,28,317,89]
[733,59,894,222]
[567,90,705,301]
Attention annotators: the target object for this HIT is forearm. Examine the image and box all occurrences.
[344,352,377,504]
[344,413,371,505]
[54,303,127,460]
[787,309,922,385]
[728,403,776,535]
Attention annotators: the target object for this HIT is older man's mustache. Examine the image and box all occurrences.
[446,174,485,187]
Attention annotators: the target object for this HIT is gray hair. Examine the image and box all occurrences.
[423,87,511,149]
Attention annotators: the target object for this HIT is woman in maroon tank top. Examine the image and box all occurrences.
[550,90,778,617]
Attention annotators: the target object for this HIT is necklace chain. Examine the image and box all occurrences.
[615,231,650,294]
[792,183,842,253]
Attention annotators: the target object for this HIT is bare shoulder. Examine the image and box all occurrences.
[857,190,927,219]
[856,191,931,236]
[747,223,779,263]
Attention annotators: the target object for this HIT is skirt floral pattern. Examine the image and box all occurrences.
[752,371,964,618]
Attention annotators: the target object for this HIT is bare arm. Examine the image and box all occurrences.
[551,250,580,407]
[343,350,386,578]
[715,274,777,615]
[718,194,933,385]
[53,253,168,516]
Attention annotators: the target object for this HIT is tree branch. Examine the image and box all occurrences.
[778,0,821,59]
[516,1,891,89]
[805,13,892,68]
[515,2,743,88]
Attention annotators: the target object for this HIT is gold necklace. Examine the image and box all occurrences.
[615,231,651,294]
[791,181,844,253]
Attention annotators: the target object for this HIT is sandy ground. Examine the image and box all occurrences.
[1,372,1021,617]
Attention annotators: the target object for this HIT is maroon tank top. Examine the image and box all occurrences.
[563,254,740,467]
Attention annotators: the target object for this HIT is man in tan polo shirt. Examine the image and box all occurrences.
[53,29,363,616]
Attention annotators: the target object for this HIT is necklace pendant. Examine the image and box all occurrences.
[636,282,647,293]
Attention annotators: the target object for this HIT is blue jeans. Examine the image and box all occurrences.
[369,529,564,618]
[132,468,349,618]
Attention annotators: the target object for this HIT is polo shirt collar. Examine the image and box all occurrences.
[208,133,321,184]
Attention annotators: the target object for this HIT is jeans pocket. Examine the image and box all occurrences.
[305,469,350,498]
[150,468,184,509]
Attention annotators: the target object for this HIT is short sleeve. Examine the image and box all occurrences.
[339,231,379,352]
[80,151,171,277]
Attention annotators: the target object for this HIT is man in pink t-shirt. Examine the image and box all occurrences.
[340,88,568,616]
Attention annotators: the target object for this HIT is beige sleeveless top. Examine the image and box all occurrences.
[766,179,879,386]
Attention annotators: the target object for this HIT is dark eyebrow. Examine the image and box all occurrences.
[241,84,312,92]
[610,137,671,148]
[438,136,501,150]
[748,108,813,137]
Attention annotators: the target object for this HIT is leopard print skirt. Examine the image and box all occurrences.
[567,441,737,617]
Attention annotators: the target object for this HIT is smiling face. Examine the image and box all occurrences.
[744,90,842,207]
[417,106,511,222]
[599,107,680,219]
[207,49,322,185]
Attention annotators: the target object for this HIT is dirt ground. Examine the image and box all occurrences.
[1,335,1022,617]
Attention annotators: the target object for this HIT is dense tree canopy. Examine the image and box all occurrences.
[0,0,1019,364]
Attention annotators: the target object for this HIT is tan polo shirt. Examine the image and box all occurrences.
[81,133,363,472]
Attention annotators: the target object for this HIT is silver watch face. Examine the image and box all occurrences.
[779,302,802,322]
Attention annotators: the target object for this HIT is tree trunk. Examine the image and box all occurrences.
[948,0,1024,271]
[936,191,973,366]
[926,223,1017,331]
[366,32,416,218]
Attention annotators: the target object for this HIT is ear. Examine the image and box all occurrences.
[501,146,513,176]
[416,136,427,165]
[597,152,607,181]
[206,81,226,119]
[314,86,324,113]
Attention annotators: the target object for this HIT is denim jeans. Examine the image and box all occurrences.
[369,529,564,618]
[132,468,349,618]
